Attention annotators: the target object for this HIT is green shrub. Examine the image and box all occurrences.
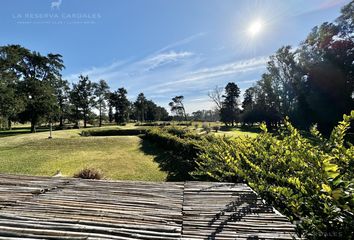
[195,112,354,239]
[143,127,208,180]
[212,125,220,132]
[74,167,103,180]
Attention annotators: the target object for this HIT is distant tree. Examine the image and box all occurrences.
[70,75,95,128]
[241,87,257,125]
[107,92,114,123]
[169,96,187,121]
[53,78,70,128]
[94,79,110,127]
[143,100,169,121]
[208,86,223,111]
[110,88,130,124]
[191,109,219,122]
[242,87,255,111]
[134,93,147,122]
[220,82,240,126]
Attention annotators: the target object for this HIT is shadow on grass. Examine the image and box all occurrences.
[0,127,50,138]
[139,137,193,181]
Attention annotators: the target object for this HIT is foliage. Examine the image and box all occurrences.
[0,45,65,132]
[143,127,205,180]
[70,75,96,128]
[109,88,130,124]
[195,112,354,239]
[93,79,110,127]
[240,2,354,133]
[81,128,146,136]
[191,109,219,122]
[169,96,187,121]
[220,82,241,126]
[134,93,147,122]
[74,167,103,180]
[212,125,220,132]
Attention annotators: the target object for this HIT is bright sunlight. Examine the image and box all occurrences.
[248,19,263,37]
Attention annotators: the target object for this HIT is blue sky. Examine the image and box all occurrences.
[0,0,350,113]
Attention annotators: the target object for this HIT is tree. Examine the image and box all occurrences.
[70,75,95,128]
[94,79,109,127]
[18,51,64,132]
[110,88,130,124]
[220,82,240,126]
[107,91,115,123]
[208,86,223,111]
[134,93,147,122]
[18,79,59,132]
[0,45,26,129]
[53,78,70,128]
[169,96,187,121]
[0,45,64,132]
[297,20,354,133]
[143,100,169,121]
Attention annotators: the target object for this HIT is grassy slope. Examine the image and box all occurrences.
[0,127,167,181]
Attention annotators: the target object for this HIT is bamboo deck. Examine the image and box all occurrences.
[0,174,298,239]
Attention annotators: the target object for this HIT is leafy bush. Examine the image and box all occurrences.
[74,168,103,180]
[195,112,354,239]
[81,128,146,136]
[143,127,209,180]
[212,125,220,132]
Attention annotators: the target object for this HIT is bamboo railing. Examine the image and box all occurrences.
[0,174,299,239]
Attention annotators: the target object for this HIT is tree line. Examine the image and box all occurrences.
[0,45,169,132]
[209,2,353,134]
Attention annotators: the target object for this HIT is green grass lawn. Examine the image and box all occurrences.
[0,122,258,181]
[0,127,167,181]
[214,128,259,138]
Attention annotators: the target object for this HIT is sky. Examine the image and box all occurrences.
[0,0,350,113]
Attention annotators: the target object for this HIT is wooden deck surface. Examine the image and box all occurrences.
[0,174,298,239]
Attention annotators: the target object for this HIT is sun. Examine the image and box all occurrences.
[248,19,263,37]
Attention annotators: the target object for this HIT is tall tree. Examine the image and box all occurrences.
[220,82,240,126]
[70,75,95,128]
[19,51,64,132]
[110,88,130,124]
[107,91,114,123]
[169,96,187,121]
[53,78,70,128]
[0,45,26,129]
[134,93,147,122]
[94,79,109,127]
[208,86,223,111]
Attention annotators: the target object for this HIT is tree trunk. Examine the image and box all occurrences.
[30,120,35,133]
[84,114,87,128]
[7,118,12,130]
[99,105,102,127]
[59,116,63,127]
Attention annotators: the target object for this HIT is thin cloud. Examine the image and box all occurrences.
[140,51,194,72]
[156,32,206,53]
[145,56,267,91]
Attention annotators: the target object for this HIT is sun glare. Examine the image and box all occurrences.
[248,20,263,37]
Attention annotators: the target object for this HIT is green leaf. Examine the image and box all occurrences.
[322,183,332,193]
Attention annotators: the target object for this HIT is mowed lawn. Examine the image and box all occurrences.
[0,128,167,181]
